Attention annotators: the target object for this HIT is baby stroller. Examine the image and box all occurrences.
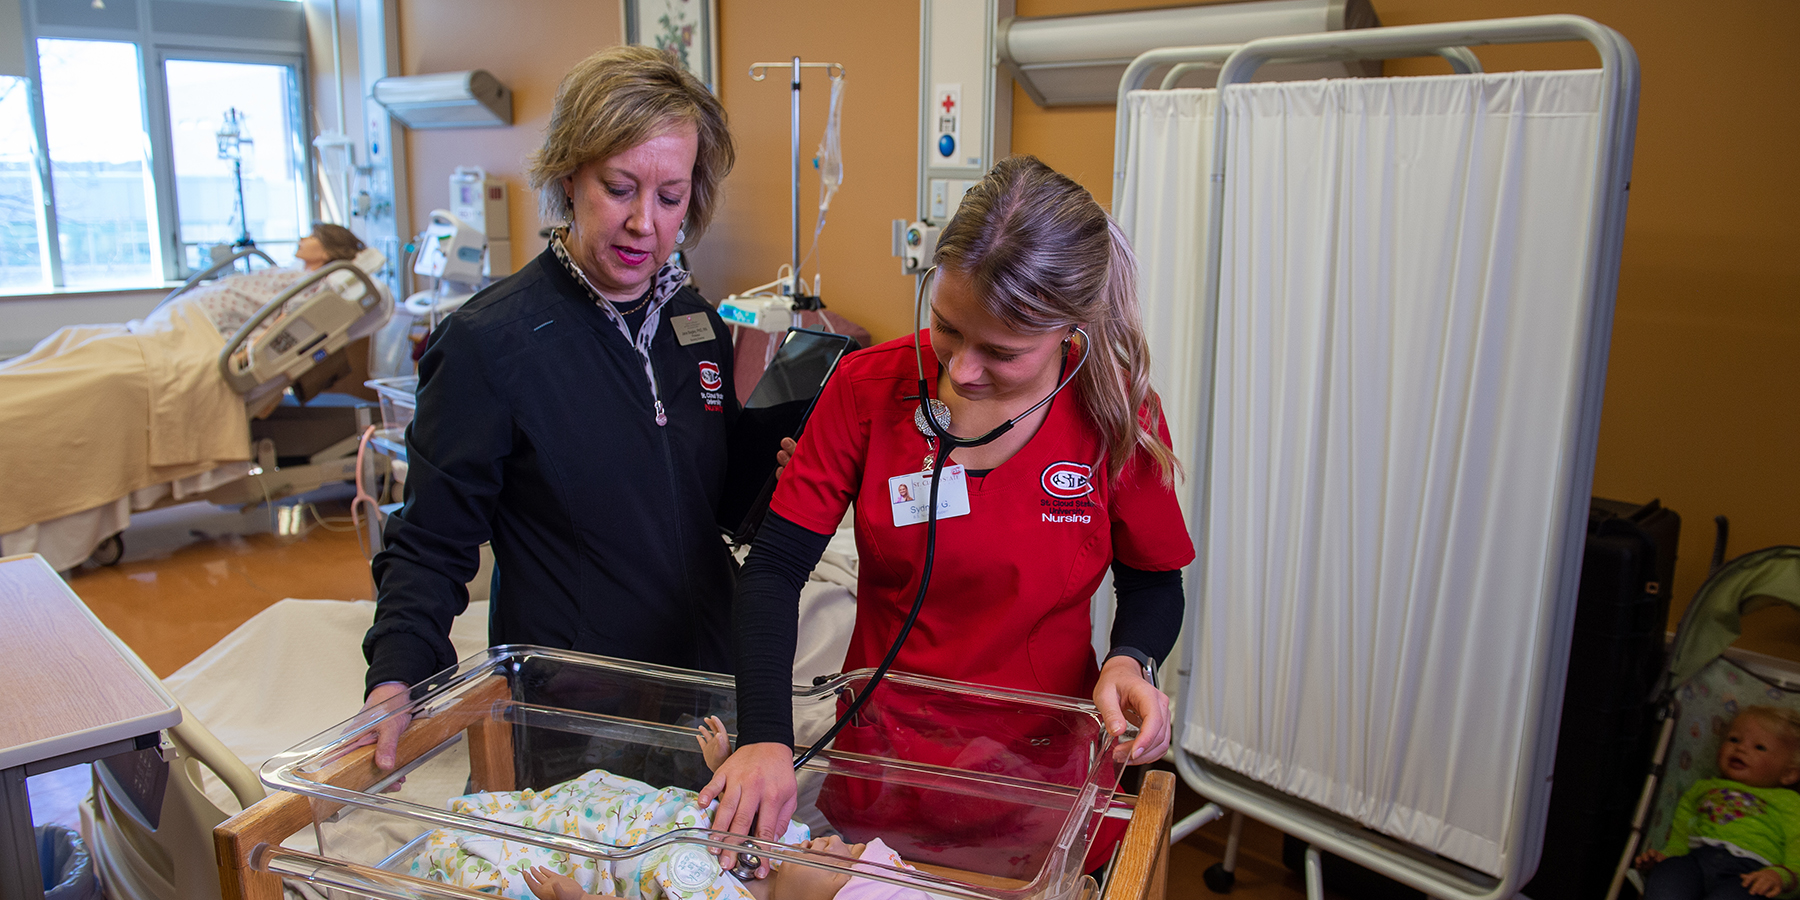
[1607,545,1800,899]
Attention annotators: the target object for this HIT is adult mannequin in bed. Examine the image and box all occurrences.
[189,222,366,339]
[0,221,374,548]
[357,46,741,786]
[703,156,1193,868]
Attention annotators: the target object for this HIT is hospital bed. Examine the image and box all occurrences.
[1114,15,1638,898]
[0,247,394,572]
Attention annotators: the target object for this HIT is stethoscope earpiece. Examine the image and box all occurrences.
[910,266,1089,453]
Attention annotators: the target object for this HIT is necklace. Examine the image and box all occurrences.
[609,289,653,317]
[552,227,654,317]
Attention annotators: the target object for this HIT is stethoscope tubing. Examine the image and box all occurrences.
[790,266,1089,772]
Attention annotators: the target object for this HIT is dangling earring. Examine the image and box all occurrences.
[675,223,688,244]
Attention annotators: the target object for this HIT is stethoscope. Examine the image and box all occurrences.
[787,266,1089,773]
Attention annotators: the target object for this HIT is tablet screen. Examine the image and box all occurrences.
[717,328,858,543]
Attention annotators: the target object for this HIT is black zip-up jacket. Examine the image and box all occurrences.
[364,248,739,693]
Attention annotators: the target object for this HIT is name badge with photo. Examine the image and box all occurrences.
[889,465,972,527]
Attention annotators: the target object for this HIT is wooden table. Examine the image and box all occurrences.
[0,554,180,900]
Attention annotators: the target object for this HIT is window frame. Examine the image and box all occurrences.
[11,0,313,292]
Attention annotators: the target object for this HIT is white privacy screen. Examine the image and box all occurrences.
[1180,70,1606,876]
[1116,87,1220,516]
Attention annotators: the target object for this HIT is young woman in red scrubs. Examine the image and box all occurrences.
[701,156,1193,865]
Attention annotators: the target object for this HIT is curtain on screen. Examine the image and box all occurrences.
[1096,88,1217,669]
[1114,87,1219,508]
[1180,70,1606,876]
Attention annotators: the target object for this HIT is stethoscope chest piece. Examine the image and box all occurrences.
[729,846,764,880]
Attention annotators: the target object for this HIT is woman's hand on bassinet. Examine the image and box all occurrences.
[698,715,733,772]
[698,741,798,878]
[1094,655,1171,765]
[349,681,413,777]
[524,866,605,900]
[1633,849,1665,869]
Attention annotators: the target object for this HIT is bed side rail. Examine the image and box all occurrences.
[157,248,279,311]
[217,259,384,395]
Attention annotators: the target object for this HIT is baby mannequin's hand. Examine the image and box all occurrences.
[1743,867,1787,897]
[698,716,733,772]
[524,866,595,900]
[1633,849,1665,869]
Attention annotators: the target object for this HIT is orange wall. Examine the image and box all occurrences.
[386,0,926,339]
[1372,4,1800,653]
[395,0,623,278]
[692,1,921,342]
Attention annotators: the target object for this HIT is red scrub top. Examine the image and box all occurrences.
[770,333,1194,701]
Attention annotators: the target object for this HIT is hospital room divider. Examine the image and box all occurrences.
[1114,16,1640,900]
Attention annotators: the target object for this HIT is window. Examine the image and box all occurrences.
[39,39,161,288]
[165,58,309,272]
[5,0,310,294]
[0,76,49,291]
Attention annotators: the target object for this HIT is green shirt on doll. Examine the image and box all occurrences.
[1664,777,1800,890]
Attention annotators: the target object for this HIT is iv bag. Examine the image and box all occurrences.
[816,71,846,212]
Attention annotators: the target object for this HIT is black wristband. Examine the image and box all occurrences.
[1104,646,1157,688]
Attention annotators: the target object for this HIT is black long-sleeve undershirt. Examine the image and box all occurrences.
[732,511,1185,748]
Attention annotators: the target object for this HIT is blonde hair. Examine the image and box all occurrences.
[932,155,1177,484]
[1741,706,1800,766]
[527,46,735,246]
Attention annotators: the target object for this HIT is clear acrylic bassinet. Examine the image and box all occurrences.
[225,646,1131,900]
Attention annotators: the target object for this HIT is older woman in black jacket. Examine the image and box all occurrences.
[358,46,739,779]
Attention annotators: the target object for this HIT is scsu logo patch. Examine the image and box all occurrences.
[1041,461,1093,499]
[697,360,724,412]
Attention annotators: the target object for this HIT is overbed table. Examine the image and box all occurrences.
[0,554,180,900]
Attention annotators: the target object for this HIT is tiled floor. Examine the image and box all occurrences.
[32,486,1336,900]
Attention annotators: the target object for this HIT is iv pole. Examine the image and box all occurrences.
[748,57,844,306]
[216,107,255,250]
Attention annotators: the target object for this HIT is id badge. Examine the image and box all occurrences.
[889,465,972,527]
[672,312,716,346]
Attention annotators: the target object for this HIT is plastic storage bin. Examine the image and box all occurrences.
[365,375,419,443]
[222,647,1125,900]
